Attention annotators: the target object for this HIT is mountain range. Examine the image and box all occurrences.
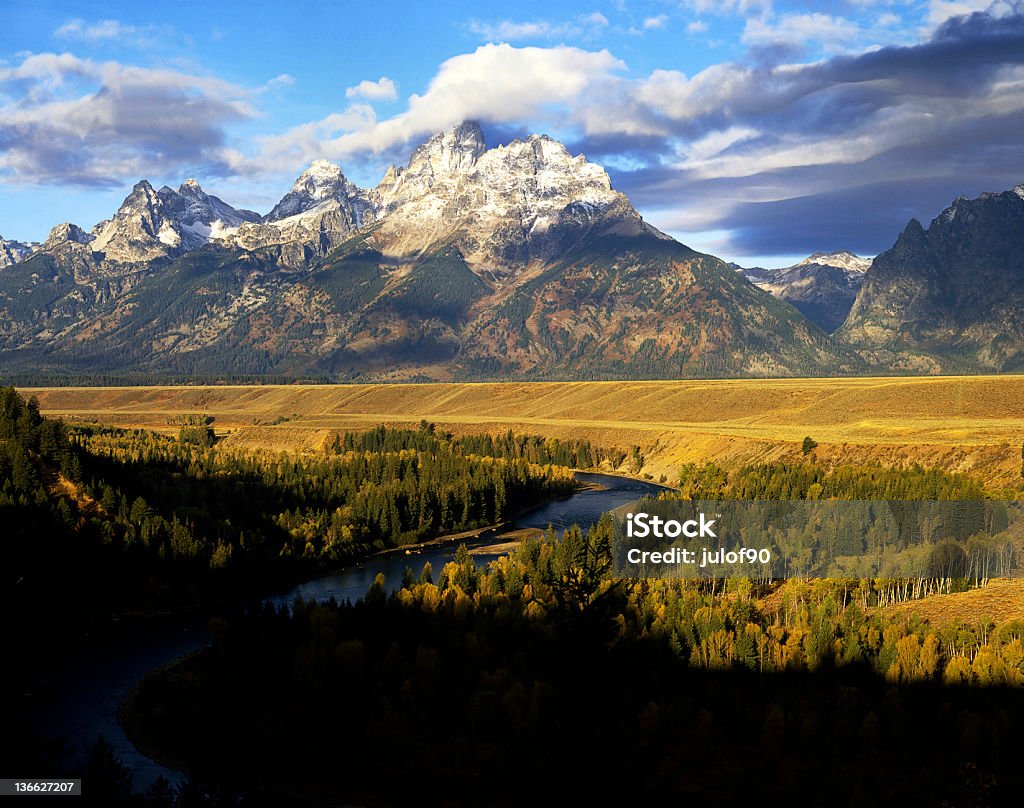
[736,252,871,333]
[0,121,1021,382]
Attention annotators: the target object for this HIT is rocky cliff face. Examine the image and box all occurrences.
[740,251,871,333]
[88,179,260,263]
[0,236,39,269]
[838,184,1024,372]
[43,223,94,250]
[225,161,377,267]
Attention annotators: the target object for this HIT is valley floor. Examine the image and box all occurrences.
[26,374,1024,488]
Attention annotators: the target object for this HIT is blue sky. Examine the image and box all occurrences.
[2,0,1024,266]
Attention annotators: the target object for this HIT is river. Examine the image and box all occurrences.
[31,472,665,789]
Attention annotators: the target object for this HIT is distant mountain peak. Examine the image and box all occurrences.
[0,234,40,268]
[265,160,362,222]
[795,251,871,273]
[44,222,93,250]
[738,251,872,332]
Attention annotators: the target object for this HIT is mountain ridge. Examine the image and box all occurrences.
[838,182,1024,372]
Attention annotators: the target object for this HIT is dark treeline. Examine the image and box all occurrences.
[335,422,628,470]
[0,385,584,682]
[0,388,84,582]
[126,522,1024,805]
[676,459,989,500]
[1,387,589,801]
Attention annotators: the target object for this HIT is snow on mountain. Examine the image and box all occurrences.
[371,121,663,269]
[221,161,376,265]
[158,179,260,245]
[37,121,665,272]
[795,251,871,275]
[265,160,374,224]
[89,179,262,262]
[0,235,40,268]
[739,251,872,333]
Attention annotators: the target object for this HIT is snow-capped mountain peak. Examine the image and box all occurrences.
[265,160,361,221]
[795,251,871,273]
[88,178,260,261]
[0,234,40,268]
[371,120,652,268]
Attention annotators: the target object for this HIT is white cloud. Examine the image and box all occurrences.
[265,73,296,91]
[742,12,862,50]
[643,15,669,29]
[687,20,709,33]
[926,0,994,27]
[254,44,628,171]
[0,52,256,186]
[346,77,398,101]
[468,12,611,42]
[53,18,164,48]
[55,18,132,41]
[680,126,761,163]
[680,0,772,17]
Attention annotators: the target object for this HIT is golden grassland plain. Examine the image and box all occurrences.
[24,375,1024,488]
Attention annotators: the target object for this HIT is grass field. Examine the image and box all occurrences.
[881,579,1024,625]
[23,375,1024,488]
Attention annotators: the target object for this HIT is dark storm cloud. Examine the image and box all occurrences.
[709,176,1004,258]
[585,4,1024,258]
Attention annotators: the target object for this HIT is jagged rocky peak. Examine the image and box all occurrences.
[157,178,260,234]
[87,177,265,262]
[44,222,93,250]
[838,181,1024,371]
[378,121,614,207]
[373,120,656,267]
[266,160,369,222]
[0,234,40,268]
[407,120,487,175]
[372,122,484,210]
[90,180,182,262]
[225,160,376,263]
